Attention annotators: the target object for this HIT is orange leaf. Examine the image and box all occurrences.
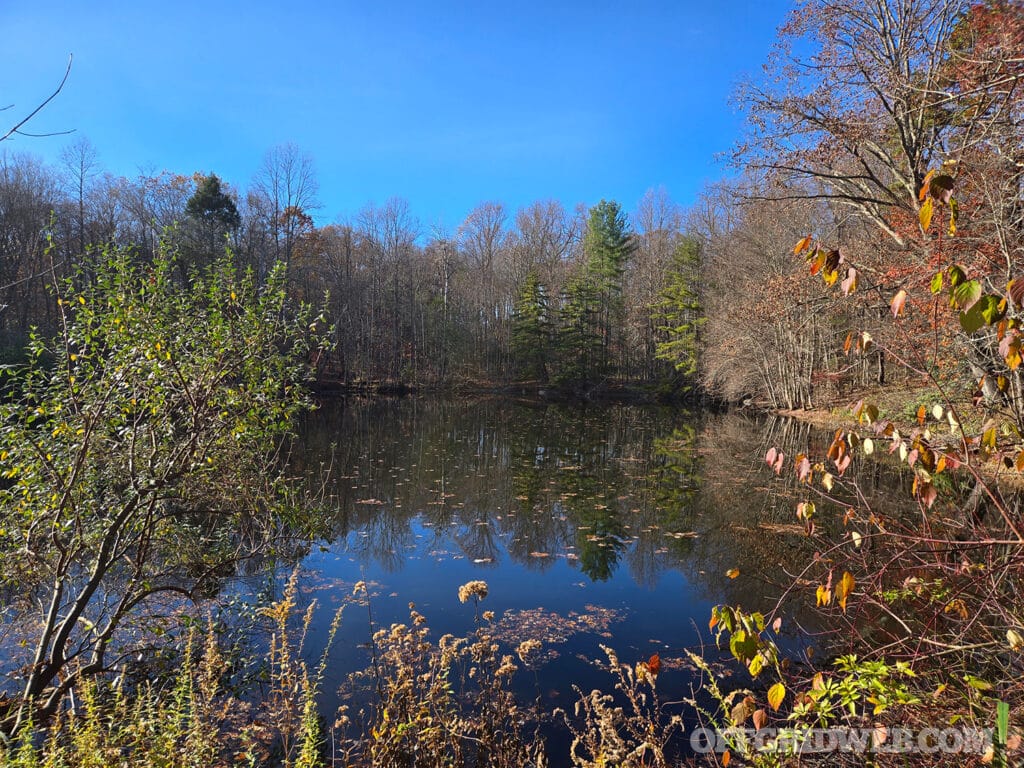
[919,170,935,201]
[722,750,731,767]
[646,653,661,676]
[726,568,740,579]
[794,235,813,255]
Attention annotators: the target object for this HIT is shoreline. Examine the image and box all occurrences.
[773,403,1024,491]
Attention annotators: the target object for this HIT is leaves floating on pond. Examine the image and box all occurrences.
[489,605,626,665]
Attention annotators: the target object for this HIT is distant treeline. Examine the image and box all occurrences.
[0,143,701,393]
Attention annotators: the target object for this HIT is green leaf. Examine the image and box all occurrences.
[960,296,1004,333]
[952,279,982,311]
[947,265,967,287]
[930,271,944,294]
[960,306,986,334]
[979,295,1006,325]
[748,653,765,678]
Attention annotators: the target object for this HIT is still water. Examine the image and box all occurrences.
[274,396,910,755]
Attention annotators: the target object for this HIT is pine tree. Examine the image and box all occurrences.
[554,275,601,385]
[653,236,703,383]
[582,200,635,376]
[182,174,241,272]
[511,271,551,380]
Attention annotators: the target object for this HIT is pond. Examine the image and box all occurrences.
[260,396,919,760]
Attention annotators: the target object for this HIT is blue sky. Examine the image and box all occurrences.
[1,1,790,230]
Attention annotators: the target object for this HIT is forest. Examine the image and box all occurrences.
[0,143,700,393]
[1,0,1023,766]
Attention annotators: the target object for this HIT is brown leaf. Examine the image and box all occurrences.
[929,174,955,204]
[1009,278,1024,308]
[752,708,768,731]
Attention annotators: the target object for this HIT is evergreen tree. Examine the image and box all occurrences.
[554,275,601,385]
[511,271,551,380]
[182,174,241,272]
[653,236,703,383]
[582,200,635,376]
[185,174,241,230]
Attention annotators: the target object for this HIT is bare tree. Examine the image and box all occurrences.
[59,137,100,258]
[738,0,973,245]
[252,143,320,278]
[459,202,511,373]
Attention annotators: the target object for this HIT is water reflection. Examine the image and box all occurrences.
[284,398,964,765]
[296,399,715,586]
[292,399,941,643]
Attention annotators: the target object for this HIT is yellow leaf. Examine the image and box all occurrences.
[726,568,740,579]
[767,682,786,712]
[920,197,934,230]
[1008,629,1024,650]
[863,438,874,455]
[822,472,834,491]
[851,531,862,548]
[794,235,812,255]
[816,584,832,607]
[836,571,855,613]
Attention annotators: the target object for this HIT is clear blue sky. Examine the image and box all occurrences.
[1,0,790,230]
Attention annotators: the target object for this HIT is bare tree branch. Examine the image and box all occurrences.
[0,55,73,144]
